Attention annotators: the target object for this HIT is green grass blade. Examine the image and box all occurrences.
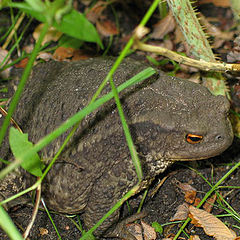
[0,206,24,240]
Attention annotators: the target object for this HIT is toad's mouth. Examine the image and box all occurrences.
[169,156,212,162]
[166,149,228,162]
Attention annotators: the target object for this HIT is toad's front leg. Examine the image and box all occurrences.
[82,162,142,239]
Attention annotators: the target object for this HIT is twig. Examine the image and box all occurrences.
[134,40,240,72]
[22,180,41,239]
[2,12,25,50]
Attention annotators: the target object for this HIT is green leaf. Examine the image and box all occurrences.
[59,34,83,48]
[25,0,45,12]
[54,9,103,48]
[151,221,163,234]
[9,127,44,177]
[8,2,103,48]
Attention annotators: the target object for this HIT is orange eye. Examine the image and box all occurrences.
[186,134,203,144]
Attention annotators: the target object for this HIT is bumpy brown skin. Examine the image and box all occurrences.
[0,58,233,237]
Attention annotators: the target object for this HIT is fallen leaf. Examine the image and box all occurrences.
[193,197,201,207]
[141,220,157,240]
[177,182,197,204]
[96,19,119,37]
[33,24,62,46]
[0,48,12,78]
[39,227,48,236]
[37,52,53,62]
[86,1,108,23]
[199,13,234,40]
[127,223,143,240]
[198,0,230,7]
[71,50,94,61]
[151,12,175,39]
[189,205,237,240]
[14,58,29,68]
[203,194,217,213]
[189,235,201,240]
[22,44,34,53]
[53,46,75,61]
[170,202,189,221]
[178,182,197,193]
[227,36,240,63]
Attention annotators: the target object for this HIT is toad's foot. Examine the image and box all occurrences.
[105,212,147,240]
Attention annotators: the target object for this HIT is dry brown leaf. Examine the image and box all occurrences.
[189,205,237,240]
[71,50,93,61]
[126,223,143,240]
[96,19,119,37]
[22,44,34,54]
[193,197,201,207]
[203,194,217,213]
[37,52,53,62]
[33,24,62,46]
[53,46,75,61]
[39,227,48,236]
[170,202,189,221]
[227,36,240,63]
[177,182,197,204]
[141,220,157,240]
[0,48,12,78]
[151,12,175,39]
[178,182,197,193]
[86,1,108,23]
[199,13,234,41]
[14,58,28,68]
[189,235,201,240]
[198,0,230,7]
[174,26,185,44]
[185,190,197,204]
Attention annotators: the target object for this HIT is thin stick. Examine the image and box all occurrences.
[134,39,240,72]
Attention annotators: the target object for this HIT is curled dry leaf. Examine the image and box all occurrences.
[0,47,12,79]
[151,12,175,39]
[127,223,143,240]
[96,19,119,37]
[177,182,197,204]
[170,202,189,221]
[33,24,62,46]
[14,58,29,69]
[53,46,75,61]
[39,227,48,236]
[126,221,157,240]
[86,1,108,23]
[189,235,201,240]
[141,220,157,240]
[189,205,237,240]
[37,52,53,62]
[199,13,234,41]
[198,0,230,7]
[203,194,217,213]
[134,26,150,40]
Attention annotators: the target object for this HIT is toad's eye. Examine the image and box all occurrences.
[186,134,203,144]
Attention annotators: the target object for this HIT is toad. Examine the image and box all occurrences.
[0,58,233,238]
